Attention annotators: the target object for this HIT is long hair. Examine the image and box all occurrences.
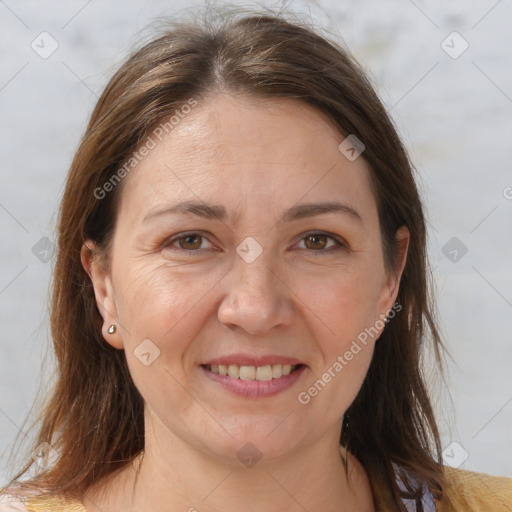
[2,6,452,509]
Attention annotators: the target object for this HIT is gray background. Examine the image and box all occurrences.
[1,0,511,485]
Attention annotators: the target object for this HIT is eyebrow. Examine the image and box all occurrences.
[143,200,363,225]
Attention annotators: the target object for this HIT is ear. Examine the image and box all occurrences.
[81,240,124,349]
[376,226,410,319]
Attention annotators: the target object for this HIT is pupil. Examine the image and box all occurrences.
[182,235,200,249]
[307,235,325,249]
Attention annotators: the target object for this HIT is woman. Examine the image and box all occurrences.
[1,6,510,511]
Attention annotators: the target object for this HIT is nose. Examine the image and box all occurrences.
[217,252,295,335]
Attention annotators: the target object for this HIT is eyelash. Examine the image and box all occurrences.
[162,231,347,256]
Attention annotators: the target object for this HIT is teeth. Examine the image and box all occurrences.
[255,365,272,381]
[228,364,239,379]
[208,363,298,381]
[240,366,257,380]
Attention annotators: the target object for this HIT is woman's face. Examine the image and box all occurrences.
[84,94,408,465]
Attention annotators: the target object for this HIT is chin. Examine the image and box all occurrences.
[198,425,305,468]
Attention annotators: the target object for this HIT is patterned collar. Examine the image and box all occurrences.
[394,462,437,512]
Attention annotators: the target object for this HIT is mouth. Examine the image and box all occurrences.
[201,363,305,381]
[200,363,307,398]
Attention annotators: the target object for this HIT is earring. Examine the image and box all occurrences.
[108,324,117,334]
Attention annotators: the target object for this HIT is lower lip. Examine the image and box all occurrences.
[200,365,307,398]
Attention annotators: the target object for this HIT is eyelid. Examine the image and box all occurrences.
[162,230,348,255]
[163,231,215,252]
[295,231,348,252]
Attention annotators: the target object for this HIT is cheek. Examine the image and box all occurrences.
[115,252,383,367]
[306,262,383,344]
[113,263,223,415]
[114,249,382,382]
[297,276,377,417]
[311,344,374,425]
[298,263,381,400]
[112,261,225,385]
[115,261,222,334]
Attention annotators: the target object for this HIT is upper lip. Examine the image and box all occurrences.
[202,354,305,367]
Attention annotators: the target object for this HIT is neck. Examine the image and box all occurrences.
[83,417,374,512]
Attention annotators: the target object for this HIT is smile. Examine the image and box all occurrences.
[200,363,307,397]
[204,363,300,381]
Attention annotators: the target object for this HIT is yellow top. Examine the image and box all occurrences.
[436,466,512,512]
[1,466,511,511]
[0,491,86,511]
[25,495,86,511]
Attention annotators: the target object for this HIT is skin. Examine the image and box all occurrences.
[81,94,409,512]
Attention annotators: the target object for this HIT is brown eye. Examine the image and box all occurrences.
[304,234,329,250]
[163,232,215,254]
[296,232,346,255]
[178,234,203,250]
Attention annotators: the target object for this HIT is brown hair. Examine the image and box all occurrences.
[2,5,453,510]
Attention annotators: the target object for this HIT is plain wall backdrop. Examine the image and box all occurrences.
[1,0,511,485]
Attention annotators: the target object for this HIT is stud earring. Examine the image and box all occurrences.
[108,324,117,334]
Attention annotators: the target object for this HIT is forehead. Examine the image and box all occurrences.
[117,94,378,226]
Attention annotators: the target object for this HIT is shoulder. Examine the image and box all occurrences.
[0,485,86,512]
[437,466,512,512]
[0,485,31,511]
